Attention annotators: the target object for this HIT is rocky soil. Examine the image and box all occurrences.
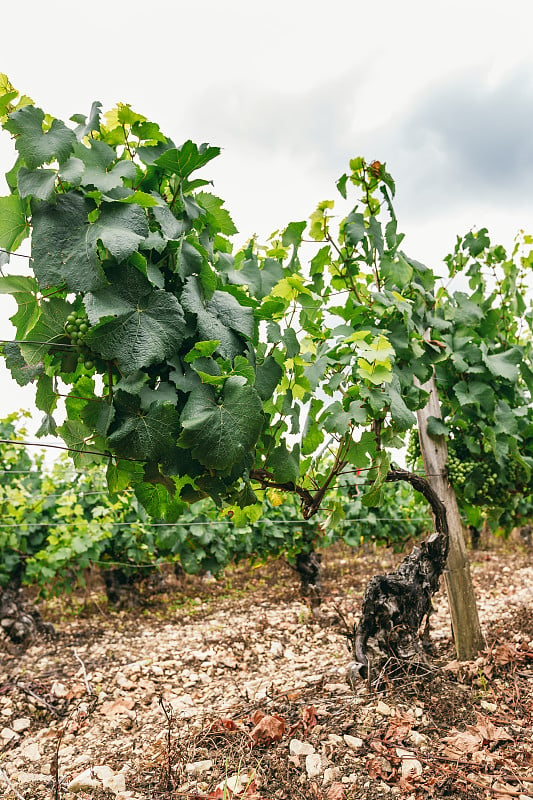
[0,541,532,800]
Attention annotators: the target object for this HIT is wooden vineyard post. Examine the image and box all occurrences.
[416,373,485,660]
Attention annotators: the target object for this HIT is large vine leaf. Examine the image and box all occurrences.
[181,276,254,359]
[5,105,76,168]
[108,396,180,461]
[84,265,186,375]
[482,347,522,382]
[31,192,106,291]
[18,297,70,365]
[179,376,263,470]
[17,167,57,201]
[2,342,43,385]
[0,275,39,338]
[0,194,29,250]
[71,100,102,139]
[82,159,136,193]
[196,192,237,236]
[154,140,220,179]
[91,202,148,262]
[387,377,416,431]
[265,442,300,483]
[57,419,106,468]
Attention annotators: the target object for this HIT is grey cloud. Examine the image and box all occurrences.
[185,65,533,222]
[185,72,364,172]
[364,67,533,215]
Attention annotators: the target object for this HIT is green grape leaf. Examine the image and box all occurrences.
[108,398,180,461]
[361,450,390,507]
[18,298,70,365]
[10,292,40,339]
[302,398,325,455]
[494,400,519,436]
[321,401,351,435]
[227,256,283,301]
[426,416,449,437]
[266,442,300,483]
[344,212,365,246]
[482,348,522,382]
[82,159,136,193]
[133,481,175,519]
[139,382,178,411]
[178,238,205,278]
[36,413,57,437]
[57,419,106,468]
[255,355,282,400]
[74,137,115,170]
[453,380,494,412]
[59,157,85,186]
[154,140,220,179]
[282,220,306,248]
[71,100,102,139]
[119,190,160,208]
[17,167,57,201]
[35,373,57,414]
[196,192,237,236]
[85,265,186,375]
[0,274,38,293]
[31,192,106,292]
[2,341,43,385]
[356,358,393,385]
[152,204,187,239]
[91,202,148,262]
[0,194,29,251]
[5,105,76,168]
[106,458,143,494]
[81,398,116,437]
[387,379,416,431]
[380,253,413,287]
[182,276,254,359]
[179,376,263,470]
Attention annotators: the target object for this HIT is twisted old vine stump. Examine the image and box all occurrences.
[0,573,55,647]
[350,469,449,686]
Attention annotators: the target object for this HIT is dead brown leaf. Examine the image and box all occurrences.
[100,697,135,717]
[440,729,483,758]
[303,704,318,730]
[206,717,243,733]
[366,755,394,781]
[383,712,415,743]
[249,709,265,726]
[326,782,346,799]
[250,713,285,746]
[468,713,513,744]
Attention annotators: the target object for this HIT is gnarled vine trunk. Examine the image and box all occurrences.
[0,570,55,647]
[295,550,322,607]
[350,470,449,686]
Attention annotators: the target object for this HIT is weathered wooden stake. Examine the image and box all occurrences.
[416,373,485,660]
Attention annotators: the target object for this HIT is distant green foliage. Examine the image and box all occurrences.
[1,76,533,558]
[0,413,432,593]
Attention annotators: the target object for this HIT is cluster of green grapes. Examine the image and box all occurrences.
[65,310,96,370]
[446,445,520,507]
[446,453,498,501]
[405,430,422,468]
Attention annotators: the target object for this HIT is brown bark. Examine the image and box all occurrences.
[415,373,485,660]
[350,469,449,686]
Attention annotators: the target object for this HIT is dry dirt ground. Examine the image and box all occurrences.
[0,540,532,800]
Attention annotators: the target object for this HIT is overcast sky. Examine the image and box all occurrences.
[1,0,533,448]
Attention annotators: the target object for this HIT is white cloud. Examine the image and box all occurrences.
[2,0,533,443]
